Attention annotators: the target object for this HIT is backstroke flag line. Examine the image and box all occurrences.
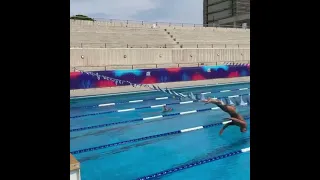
[74,68,249,106]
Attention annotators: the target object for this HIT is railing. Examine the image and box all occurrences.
[70,61,250,72]
[70,18,250,29]
[70,43,173,48]
[180,43,249,48]
[70,43,250,49]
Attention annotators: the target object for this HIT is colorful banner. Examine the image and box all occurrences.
[70,64,250,90]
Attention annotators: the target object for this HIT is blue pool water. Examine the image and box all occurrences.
[70,82,250,180]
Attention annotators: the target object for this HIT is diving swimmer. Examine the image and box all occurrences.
[202,98,247,135]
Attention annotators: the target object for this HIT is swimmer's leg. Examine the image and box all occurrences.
[213,101,235,115]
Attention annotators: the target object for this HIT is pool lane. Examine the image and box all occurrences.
[74,122,250,180]
[69,89,249,118]
[70,83,249,109]
[70,95,250,130]
[70,105,250,151]
[70,82,250,180]
[161,151,250,180]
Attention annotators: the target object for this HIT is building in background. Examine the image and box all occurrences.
[203,0,250,28]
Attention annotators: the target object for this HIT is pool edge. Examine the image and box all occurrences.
[70,77,250,99]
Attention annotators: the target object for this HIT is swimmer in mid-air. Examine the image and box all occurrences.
[202,98,247,135]
[162,105,173,113]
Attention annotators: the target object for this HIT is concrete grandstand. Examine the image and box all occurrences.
[70,19,250,71]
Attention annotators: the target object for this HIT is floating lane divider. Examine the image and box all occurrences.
[70,117,250,154]
[135,147,250,180]
[70,93,250,119]
[70,87,250,109]
[70,102,249,132]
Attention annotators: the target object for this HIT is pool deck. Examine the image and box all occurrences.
[70,77,250,97]
[70,154,80,171]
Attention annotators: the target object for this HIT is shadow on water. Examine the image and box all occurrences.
[70,125,133,140]
[70,116,177,140]
[78,135,177,163]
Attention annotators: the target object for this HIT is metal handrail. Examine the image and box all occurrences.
[70,18,250,29]
[70,42,250,49]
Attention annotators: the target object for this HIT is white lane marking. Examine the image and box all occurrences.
[180,110,197,115]
[180,126,204,133]
[118,108,135,112]
[143,115,163,120]
[180,101,194,104]
[241,147,250,152]
[156,97,168,100]
[211,107,219,110]
[239,88,249,90]
[129,100,143,103]
[151,104,166,108]
[201,92,211,95]
[228,95,239,98]
[220,90,231,92]
[99,103,115,107]
[222,120,232,124]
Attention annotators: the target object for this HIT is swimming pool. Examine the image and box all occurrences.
[70,82,250,180]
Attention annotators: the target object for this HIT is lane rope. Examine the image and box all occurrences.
[70,104,250,132]
[70,87,250,109]
[70,93,250,118]
[70,117,250,154]
[135,147,250,180]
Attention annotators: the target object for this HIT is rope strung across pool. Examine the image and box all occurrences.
[135,147,250,180]
[70,116,250,154]
[70,93,250,118]
[70,102,250,132]
[70,87,250,109]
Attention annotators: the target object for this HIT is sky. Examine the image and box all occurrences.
[70,0,203,24]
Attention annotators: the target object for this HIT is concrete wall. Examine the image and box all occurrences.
[208,1,231,12]
[70,169,81,180]
[70,48,250,67]
[208,0,221,4]
[70,65,250,90]
[208,11,232,21]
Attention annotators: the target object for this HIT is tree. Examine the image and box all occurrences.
[70,15,95,21]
